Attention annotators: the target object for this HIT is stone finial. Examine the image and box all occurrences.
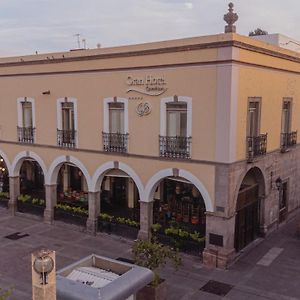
[224,2,238,33]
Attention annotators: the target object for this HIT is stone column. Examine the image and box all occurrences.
[44,184,57,224]
[202,212,236,269]
[86,191,100,235]
[8,176,20,215]
[138,200,153,240]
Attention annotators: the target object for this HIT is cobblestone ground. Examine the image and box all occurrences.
[0,207,299,299]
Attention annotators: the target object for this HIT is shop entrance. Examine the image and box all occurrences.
[234,167,265,252]
[100,170,140,221]
[235,184,260,251]
[152,177,206,254]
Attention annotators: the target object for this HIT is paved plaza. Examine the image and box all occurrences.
[0,208,299,299]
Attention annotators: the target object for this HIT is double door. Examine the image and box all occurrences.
[235,185,260,251]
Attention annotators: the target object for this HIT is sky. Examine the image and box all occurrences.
[0,0,299,56]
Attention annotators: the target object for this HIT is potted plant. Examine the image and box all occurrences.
[133,238,181,300]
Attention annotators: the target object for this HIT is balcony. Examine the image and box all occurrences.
[57,129,76,148]
[281,131,297,152]
[102,132,128,153]
[159,136,191,159]
[17,126,35,143]
[247,134,267,162]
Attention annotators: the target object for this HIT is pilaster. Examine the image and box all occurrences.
[44,184,57,224]
[86,191,100,235]
[8,176,20,215]
[138,200,153,240]
[202,212,236,269]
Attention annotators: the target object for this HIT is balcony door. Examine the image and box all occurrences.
[22,101,33,128]
[281,100,291,134]
[248,101,260,138]
[109,103,124,134]
[166,103,187,137]
[62,102,75,131]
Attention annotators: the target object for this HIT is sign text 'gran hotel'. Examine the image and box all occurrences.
[126,75,167,96]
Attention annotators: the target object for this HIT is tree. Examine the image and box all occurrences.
[132,239,181,287]
[249,28,268,36]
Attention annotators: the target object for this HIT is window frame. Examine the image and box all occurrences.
[17,97,36,129]
[246,97,261,138]
[160,96,192,138]
[57,97,78,146]
[103,97,128,134]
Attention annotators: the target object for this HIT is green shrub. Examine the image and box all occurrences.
[133,239,181,287]
[151,223,162,233]
[0,192,9,199]
[17,194,31,203]
[99,213,114,222]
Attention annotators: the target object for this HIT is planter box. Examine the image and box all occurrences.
[155,233,204,255]
[115,223,139,239]
[98,220,139,239]
[0,198,9,208]
[54,208,87,226]
[17,201,45,216]
[137,280,167,300]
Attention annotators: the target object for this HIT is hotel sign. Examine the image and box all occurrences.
[126,75,167,96]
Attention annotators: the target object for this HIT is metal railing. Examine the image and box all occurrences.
[102,132,128,153]
[159,136,191,159]
[57,129,76,148]
[247,134,267,162]
[17,126,35,143]
[281,131,297,152]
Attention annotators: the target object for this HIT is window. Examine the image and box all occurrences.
[281,99,291,134]
[166,103,187,137]
[17,97,35,143]
[103,98,128,153]
[246,98,267,161]
[22,101,33,128]
[281,98,296,151]
[247,100,260,138]
[57,98,77,148]
[159,97,192,159]
[109,103,124,134]
[62,102,75,131]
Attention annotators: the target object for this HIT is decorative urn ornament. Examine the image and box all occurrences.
[224,2,239,33]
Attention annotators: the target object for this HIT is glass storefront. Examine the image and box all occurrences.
[100,175,140,221]
[57,164,88,208]
[153,177,206,234]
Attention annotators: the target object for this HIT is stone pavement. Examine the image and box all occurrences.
[0,207,299,300]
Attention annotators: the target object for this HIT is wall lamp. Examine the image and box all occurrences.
[42,90,50,95]
[275,177,283,191]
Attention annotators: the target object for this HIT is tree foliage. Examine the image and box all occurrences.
[132,239,181,287]
[249,28,268,36]
[0,287,12,300]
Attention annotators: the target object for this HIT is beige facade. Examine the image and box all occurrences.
[1,32,300,268]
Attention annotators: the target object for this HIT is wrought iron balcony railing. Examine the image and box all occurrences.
[102,132,128,153]
[159,136,191,159]
[17,126,35,143]
[57,129,76,148]
[281,131,297,152]
[247,134,267,162]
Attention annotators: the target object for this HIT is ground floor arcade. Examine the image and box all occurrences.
[0,145,299,268]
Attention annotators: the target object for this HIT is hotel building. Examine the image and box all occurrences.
[0,5,300,268]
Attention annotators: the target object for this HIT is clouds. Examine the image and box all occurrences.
[0,0,299,56]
